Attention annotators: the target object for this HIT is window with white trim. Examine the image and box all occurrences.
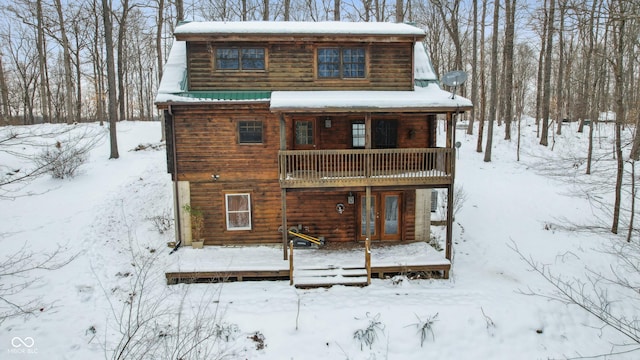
[225,193,252,230]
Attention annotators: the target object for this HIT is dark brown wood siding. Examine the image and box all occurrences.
[187,41,413,91]
[285,114,436,150]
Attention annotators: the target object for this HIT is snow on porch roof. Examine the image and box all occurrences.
[270,84,472,113]
[174,21,425,38]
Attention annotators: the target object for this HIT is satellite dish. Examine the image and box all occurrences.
[442,70,468,99]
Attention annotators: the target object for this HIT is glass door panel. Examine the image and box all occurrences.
[360,195,376,238]
[383,195,399,236]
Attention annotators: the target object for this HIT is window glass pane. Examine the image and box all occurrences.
[241,48,265,70]
[343,48,365,78]
[374,120,398,148]
[318,48,340,78]
[361,196,376,235]
[216,48,239,70]
[352,122,365,148]
[226,194,251,230]
[295,121,314,145]
[238,121,263,143]
[384,195,399,235]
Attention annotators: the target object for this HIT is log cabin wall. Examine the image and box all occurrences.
[170,103,283,245]
[285,114,437,150]
[285,189,416,243]
[186,41,413,91]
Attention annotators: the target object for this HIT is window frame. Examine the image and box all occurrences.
[316,46,367,80]
[237,120,264,144]
[215,46,266,72]
[293,119,316,149]
[351,121,366,148]
[225,193,252,231]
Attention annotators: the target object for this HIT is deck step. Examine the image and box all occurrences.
[293,266,369,288]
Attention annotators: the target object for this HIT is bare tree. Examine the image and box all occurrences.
[0,244,76,324]
[513,240,640,358]
[610,0,627,235]
[467,0,478,135]
[476,0,487,153]
[539,0,554,146]
[35,0,50,124]
[53,0,76,124]
[430,0,463,72]
[502,0,515,141]
[483,0,499,162]
[0,54,9,122]
[102,0,120,159]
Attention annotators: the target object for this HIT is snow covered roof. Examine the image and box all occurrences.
[270,84,472,113]
[174,21,425,38]
[414,42,437,82]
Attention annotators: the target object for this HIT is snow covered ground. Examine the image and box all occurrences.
[0,119,637,359]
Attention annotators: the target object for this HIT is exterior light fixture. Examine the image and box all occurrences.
[347,191,355,205]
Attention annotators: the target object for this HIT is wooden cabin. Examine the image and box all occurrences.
[155,21,472,277]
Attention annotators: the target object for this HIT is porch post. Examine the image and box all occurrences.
[364,113,372,242]
[280,113,288,260]
[445,111,455,264]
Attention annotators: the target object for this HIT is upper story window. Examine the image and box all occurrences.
[216,47,265,71]
[318,47,366,79]
[238,120,263,144]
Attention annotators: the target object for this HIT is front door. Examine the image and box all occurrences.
[359,192,402,241]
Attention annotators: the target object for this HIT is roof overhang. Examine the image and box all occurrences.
[270,86,472,114]
[174,21,426,42]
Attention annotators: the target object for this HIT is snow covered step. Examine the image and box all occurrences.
[293,267,369,288]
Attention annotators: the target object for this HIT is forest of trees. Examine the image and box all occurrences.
[0,0,637,135]
[0,0,639,162]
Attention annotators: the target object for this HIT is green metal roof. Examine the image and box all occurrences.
[414,79,440,88]
[176,91,272,101]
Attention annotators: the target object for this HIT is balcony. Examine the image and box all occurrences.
[278,148,453,188]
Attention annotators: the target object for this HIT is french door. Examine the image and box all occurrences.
[359,192,402,241]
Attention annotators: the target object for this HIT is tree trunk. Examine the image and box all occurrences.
[483,0,500,162]
[157,0,166,139]
[175,0,184,22]
[611,0,626,234]
[555,0,565,136]
[540,0,554,146]
[54,0,75,124]
[335,0,341,20]
[117,0,131,122]
[396,0,403,22]
[284,0,290,20]
[476,0,487,153]
[503,0,515,141]
[534,1,547,138]
[74,23,83,122]
[467,0,478,135]
[0,56,9,122]
[263,0,270,20]
[102,0,119,159]
[36,0,49,123]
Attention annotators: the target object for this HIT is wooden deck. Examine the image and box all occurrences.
[165,241,449,286]
[166,263,449,285]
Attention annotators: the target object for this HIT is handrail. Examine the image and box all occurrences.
[289,240,294,286]
[365,237,371,285]
[279,148,453,188]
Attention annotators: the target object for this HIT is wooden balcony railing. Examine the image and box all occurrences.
[278,148,453,188]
